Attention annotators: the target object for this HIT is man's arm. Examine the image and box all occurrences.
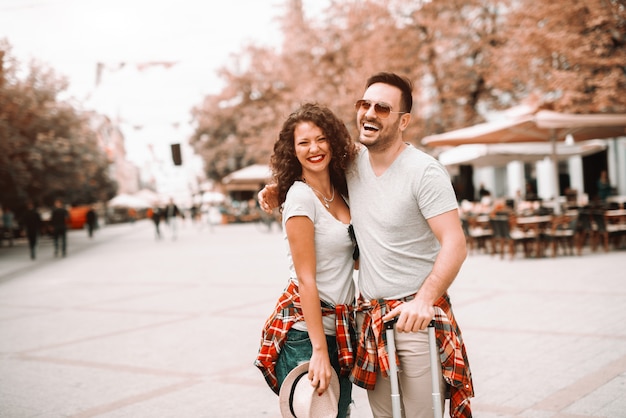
[257,184,279,213]
[383,209,467,332]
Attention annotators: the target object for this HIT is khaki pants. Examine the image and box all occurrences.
[357,313,446,418]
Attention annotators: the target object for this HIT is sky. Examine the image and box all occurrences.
[0,0,325,172]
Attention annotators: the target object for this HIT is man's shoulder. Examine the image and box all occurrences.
[404,143,437,162]
[394,145,441,174]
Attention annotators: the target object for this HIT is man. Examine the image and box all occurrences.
[260,72,473,417]
[50,199,69,257]
[348,72,473,417]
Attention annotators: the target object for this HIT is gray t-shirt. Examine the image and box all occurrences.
[347,145,458,300]
[282,181,356,334]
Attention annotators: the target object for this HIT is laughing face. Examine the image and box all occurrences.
[356,83,409,152]
[294,121,332,178]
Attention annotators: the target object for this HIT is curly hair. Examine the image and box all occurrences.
[270,103,357,208]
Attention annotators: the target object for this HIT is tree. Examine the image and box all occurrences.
[0,40,117,208]
[398,0,509,133]
[190,45,294,180]
[189,0,626,181]
[489,0,626,113]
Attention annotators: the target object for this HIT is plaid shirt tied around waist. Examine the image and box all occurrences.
[254,278,356,395]
[350,294,474,418]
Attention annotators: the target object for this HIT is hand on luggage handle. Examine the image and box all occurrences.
[383,317,443,418]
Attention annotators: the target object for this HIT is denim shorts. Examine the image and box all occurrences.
[276,328,352,418]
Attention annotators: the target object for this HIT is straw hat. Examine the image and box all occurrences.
[279,362,340,418]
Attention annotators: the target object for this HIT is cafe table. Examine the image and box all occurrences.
[514,214,553,257]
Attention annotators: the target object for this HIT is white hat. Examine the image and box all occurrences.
[279,362,340,418]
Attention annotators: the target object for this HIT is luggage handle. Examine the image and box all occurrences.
[383,317,443,418]
[383,317,402,418]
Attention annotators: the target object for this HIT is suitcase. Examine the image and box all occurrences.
[384,318,443,418]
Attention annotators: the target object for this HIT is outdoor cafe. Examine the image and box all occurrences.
[459,196,626,260]
[421,108,626,260]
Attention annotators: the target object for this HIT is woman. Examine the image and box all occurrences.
[255,103,359,417]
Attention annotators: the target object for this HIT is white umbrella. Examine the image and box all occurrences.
[222,164,272,184]
[222,164,273,194]
[438,139,608,168]
[202,191,226,204]
[108,194,151,209]
[422,111,626,147]
[134,189,162,205]
[422,110,626,213]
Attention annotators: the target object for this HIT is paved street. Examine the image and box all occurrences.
[0,219,625,417]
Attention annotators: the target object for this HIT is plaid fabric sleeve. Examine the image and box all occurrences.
[254,280,303,394]
[350,298,403,389]
[333,304,356,377]
[350,295,474,417]
[434,294,474,418]
[254,280,357,394]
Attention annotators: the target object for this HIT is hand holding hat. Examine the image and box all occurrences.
[279,362,340,418]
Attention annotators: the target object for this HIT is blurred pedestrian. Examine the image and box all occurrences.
[128,207,137,223]
[164,198,182,240]
[525,181,538,201]
[150,206,162,240]
[22,200,42,260]
[0,206,15,247]
[190,204,200,224]
[1,206,15,247]
[477,183,491,200]
[86,205,98,238]
[597,169,612,203]
[50,199,69,257]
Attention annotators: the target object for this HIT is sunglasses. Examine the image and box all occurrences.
[355,99,406,119]
[348,224,359,261]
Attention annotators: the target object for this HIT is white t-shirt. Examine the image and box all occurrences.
[282,181,356,335]
[347,145,458,300]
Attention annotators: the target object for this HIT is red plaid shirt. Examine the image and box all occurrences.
[350,294,474,418]
[254,279,355,394]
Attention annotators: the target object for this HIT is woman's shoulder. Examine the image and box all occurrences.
[284,181,318,218]
[285,181,314,204]
[286,180,308,194]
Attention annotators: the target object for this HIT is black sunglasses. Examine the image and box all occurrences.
[355,99,406,119]
[348,224,359,261]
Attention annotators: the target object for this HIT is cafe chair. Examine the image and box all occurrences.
[591,209,610,252]
[462,216,493,254]
[604,208,626,250]
[575,207,593,255]
[490,213,536,260]
[543,213,579,257]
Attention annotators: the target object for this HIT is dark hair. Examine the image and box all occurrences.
[365,72,413,113]
[270,103,357,207]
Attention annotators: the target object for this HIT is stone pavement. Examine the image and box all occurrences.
[0,220,625,417]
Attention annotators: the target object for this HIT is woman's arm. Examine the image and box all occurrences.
[285,215,334,395]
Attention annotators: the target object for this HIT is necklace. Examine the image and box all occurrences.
[303,180,335,208]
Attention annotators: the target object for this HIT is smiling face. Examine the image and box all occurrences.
[294,121,332,178]
[356,82,410,153]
